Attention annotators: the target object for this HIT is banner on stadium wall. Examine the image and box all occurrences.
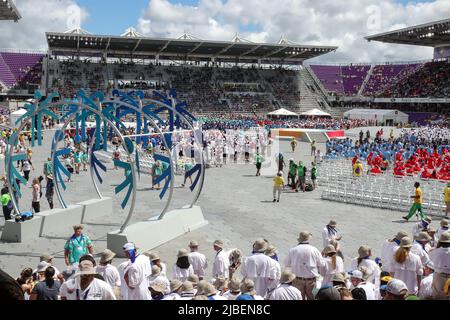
[374,98,450,104]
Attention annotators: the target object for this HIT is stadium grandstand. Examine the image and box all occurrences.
[0,0,21,21]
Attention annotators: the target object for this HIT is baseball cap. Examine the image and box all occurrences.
[349,270,364,280]
[123,243,136,251]
[386,279,408,296]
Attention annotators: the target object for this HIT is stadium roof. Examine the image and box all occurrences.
[46,30,338,64]
[0,0,21,21]
[365,18,450,47]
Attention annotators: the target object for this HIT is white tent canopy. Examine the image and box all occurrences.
[267,108,298,117]
[343,108,409,125]
[301,108,331,117]
[10,108,27,128]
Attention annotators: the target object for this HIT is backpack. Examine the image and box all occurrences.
[355,166,361,174]
[6,200,13,210]
[305,183,314,191]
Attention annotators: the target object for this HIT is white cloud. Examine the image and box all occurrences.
[0,0,88,51]
[136,0,450,63]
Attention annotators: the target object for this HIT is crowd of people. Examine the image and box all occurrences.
[2,217,450,301]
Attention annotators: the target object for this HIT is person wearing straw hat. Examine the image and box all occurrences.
[188,240,208,280]
[264,245,282,284]
[418,260,435,300]
[96,249,120,293]
[322,219,342,249]
[284,231,326,300]
[241,239,279,297]
[236,278,264,300]
[149,279,167,300]
[212,240,230,280]
[64,224,93,267]
[429,231,450,299]
[178,281,196,300]
[411,232,432,265]
[320,245,344,287]
[434,218,449,245]
[172,249,194,282]
[121,243,152,300]
[145,251,167,277]
[37,253,60,276]
[187,274,199,295]
[391,237,423,295]
[163,279,183,300]
[350,245,381,288]
[59,260,116,300]
[148,265,170,295]
[213,275,229,296]
[222,278,241,300]
[266,269,302,300]
[380,231,408,275]
[201,282,227,300]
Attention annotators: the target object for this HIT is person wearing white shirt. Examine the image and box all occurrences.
[418,261,435,300]
[96,249,121,295]
[241,239,279,297]
[391,237,423,295]
[412,217,432,239]
[434,219,449,244]
[202,283,228,300]
[163,280,183,300]
[172,249,195,282]
[147,252,168,277]
[212,240,230,279]
[284,231,326,300]
[188,240,208,280]
[117,260,130,300]
[122,243,152,300]
[411,232,432,265]
[264,245,282,289]
[236,279,265,300]
[266,269,302,300]
[349,269,380,300]
[429,231,450,299]
[380,231,408,274]
[320,245,344,287]
[178,281,196,300]
[322,219,342,248]
[222,278,241,300]
[147,265,170,294]
[350,245,381,288]
[60,260,116,300]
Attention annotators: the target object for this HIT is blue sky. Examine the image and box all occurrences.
[75,0,438,35]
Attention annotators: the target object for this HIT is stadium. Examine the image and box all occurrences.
[0,0,449,305]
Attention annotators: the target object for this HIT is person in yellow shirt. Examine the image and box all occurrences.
[444,182,450,218]
[290,138,298,153]
[353,160,363,177]
[273,171,285,203]
[403,182,424,221]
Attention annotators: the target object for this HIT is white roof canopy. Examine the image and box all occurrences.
[267,108,299,116]
[301,108,331,117]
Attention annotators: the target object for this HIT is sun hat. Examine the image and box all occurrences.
[213,240,224,248]
[213,276,228,289]
[416,232,432,242]
[203,283,218,296]
[280,269,296,284]
[328,219,337,228]
[181,281,194,294]
[323,244,337,255]
[149,280,166,293]
[100,249,116,264]
[253,239,268,253]
[151,265,161,277]
[228,279,241,292]
[187,274,199,285]
[264,245,278,257]
[146,252,160,261]
[72,224,84,231]
[440,219,449,227]
[177,249,189,258]
[394,231,408,241]
[40,253,54,262]
[332,273,347,285]
[358,245,371,258]
[75,260,96,276]
[386,279,408,296]
[297,231,312,243]
[438,231,450,243]
[189,240,199,247]
[36,261,50,273]
[170,279,183,292]
[240,278,256,295]
[400,237,413,248]
[196,280,209,295]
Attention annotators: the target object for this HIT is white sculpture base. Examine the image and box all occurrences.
[36,205,83,237]
[1,216,43,242]
[107,205,208,257]
[77,197,113,223]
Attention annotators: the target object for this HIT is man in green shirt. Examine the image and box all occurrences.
[182,160,194,187]
[1,188,12,221]
[255,152,263,176]
[64,225,93,266]
[288,159,298,189]
[296,161,307,192]
[311,162,318,190]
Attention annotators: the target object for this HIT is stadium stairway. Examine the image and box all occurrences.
[298,67,331,113]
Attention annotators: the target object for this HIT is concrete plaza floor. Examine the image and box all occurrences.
[0,127,435,278]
